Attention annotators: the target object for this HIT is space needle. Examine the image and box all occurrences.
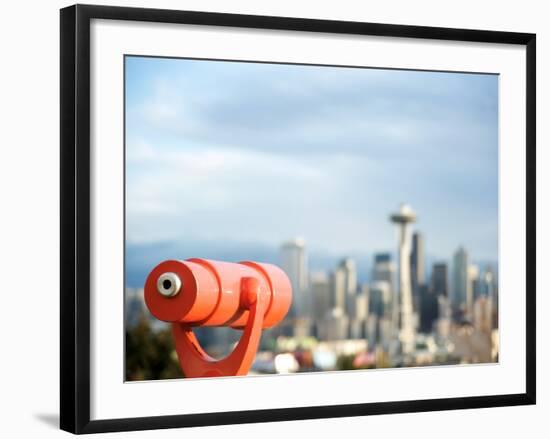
[390,203,417,355]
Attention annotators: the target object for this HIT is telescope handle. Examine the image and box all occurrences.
[171,277,266,378]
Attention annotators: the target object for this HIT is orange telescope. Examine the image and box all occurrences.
[144,258,292,378]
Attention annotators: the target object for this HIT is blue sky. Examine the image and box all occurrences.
[125,56,498,276]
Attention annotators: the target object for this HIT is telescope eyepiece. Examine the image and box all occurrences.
[157,272,182,297]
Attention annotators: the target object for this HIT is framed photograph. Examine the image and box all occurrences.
[60,4,536,434]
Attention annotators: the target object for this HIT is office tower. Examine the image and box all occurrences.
[281,238,309,318]
[435,295,452,338]
[467,264,480,318]
[311,271,331,333]
[369,281,392,318]
[318,308,349,341]
[331,269,346,312]
[419,284,438,333]
[431,263,448,297]
[378,317,394,350]
[372,253,396,317]
[481,265,498,329]
[355,284,370,321]
[473,295,493,335]
[390,203,417,355]
[470,264,482,301]
[334,258,357,317]
[410,231,425,311]
[366,313,378,349]
[350,285,369,339]
[481,266,497,300]
[452,247,470,317]
[329,258,357,338]
[365,281,391,350]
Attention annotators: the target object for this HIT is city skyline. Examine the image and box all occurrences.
[125,204,499,373]
[124,236,498,289]
[125,201,499,378]
[125,56,499,263]
[271,202,498,366]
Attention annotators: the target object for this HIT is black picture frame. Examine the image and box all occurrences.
[60,4,536,434]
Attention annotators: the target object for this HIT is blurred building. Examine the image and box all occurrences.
[481,266,498,308]
[378,317,394,350]
[471,264,482,299]
[452,246,471,318]
[310,271,331,336]
[365,313,378,349]
[371,253,395,338]
[335,258,358,317]
[369,281,392,318]
[473,295,493,335]
[350,285,369,339]
[372,253,396,295]
[435,295,452,338]
[481,266,497,297]
[331,270,346,312]
[281,238,309,319]
[449,322,492,364]
[419,284,438,333]
[467,264,480,319]
[431,263,449,297]
[410,231,425,312]
[355,285,370,321]
[482,265,499,329]
[318,308,349,341]
[365,280,392,350]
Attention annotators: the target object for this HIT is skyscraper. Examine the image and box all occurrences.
[431,263,448,297]
[369,281,392,318]
[372,253,396,337]
[356,284,370,321]
[473,295,493,335]
[481,266,497,301]
[435,295,452,338]
[281,238,309,318]
[318,308,349,341]
[372,253,396,298]
[429,264,449,336]
[331,269,346,312]
[350,284,369,339]
[367,281,392,350]
[310,271,331,333]
[410,231,425,312]
[390,203,417,355]
[336,258,357,317]
[330,258,357,338]
[467,264,480,318]
[452,246,470,315]
[481,265,498,329]
[419,284,437,333]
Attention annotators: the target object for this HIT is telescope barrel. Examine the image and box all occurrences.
[144,258,292,329]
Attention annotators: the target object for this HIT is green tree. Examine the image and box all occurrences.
[125,316,184,381]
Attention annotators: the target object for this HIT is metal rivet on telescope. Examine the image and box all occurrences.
[157,272,182,297]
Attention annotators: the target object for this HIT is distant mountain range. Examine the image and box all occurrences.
[125,239,497,289]
[125,239,375,287]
